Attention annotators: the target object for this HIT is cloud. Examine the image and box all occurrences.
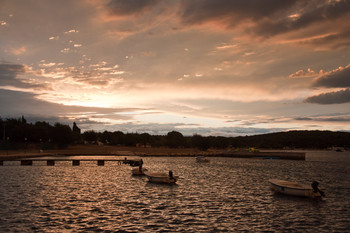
[295,115,350,122]
[11,46,27,55]
[100,0,350,50]
[97,122,281,136]
[0,63,25,76]
[64,29,79,34]
[177,0,350,49]
[303,63,350,105]
[291,30,350,50]
[178,0,350,33]
[305,88,350,104]
[107,0,160,16]
[0,89,150,130]
[252,0,350,37]
[313,64,350,88]
[0,63,49,90]
[289,68,320,79]
[179,0,297,26]
[0,63,25,86]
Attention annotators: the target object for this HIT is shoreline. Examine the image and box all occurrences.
[0,145,305,160]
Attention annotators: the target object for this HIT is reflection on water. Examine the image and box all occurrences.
[0,152,349,232]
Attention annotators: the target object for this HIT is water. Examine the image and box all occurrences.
[0,151,349,232]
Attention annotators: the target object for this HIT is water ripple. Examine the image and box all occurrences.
[0,155,349,232]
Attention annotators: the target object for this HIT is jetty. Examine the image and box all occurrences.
[0,145,306,166]
[0,157,143,167]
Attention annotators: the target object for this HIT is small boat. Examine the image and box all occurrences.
[123,158,144,167]
[145,170,179,184]
[269,179,325,198]
[196,156,210,163]
[131,167,148,176]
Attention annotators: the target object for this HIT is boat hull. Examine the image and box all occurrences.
[196,156,210,163]
[269,179,322,198]
[145,172,179,184]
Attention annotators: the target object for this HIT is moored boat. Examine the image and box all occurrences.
[145,170,179,184]
[132,167,148,176]
[269,179,325,198]
[196,156,210,163]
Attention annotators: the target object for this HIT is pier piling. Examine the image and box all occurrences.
[47,160,55,166]
[21,160,32,166]
[72,160,80,166]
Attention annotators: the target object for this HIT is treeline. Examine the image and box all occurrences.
[0,117,80,150]
[1,117,350,150]
[232,130,350,149]
[82,130,223,150]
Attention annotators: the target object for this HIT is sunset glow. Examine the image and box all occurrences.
[1,0,350,135]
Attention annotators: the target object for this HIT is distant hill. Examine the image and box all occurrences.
[231,130,350,149]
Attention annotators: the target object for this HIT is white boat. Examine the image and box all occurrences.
[269,179,325,198]
[196,156,210,163]
[131,167,148,176]
[145,171,179,184]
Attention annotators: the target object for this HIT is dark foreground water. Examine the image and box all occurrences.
[0,151,349,232]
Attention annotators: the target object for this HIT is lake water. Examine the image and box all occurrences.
[0,151,349,232]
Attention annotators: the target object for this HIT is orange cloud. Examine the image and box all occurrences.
[11,46,26,55]
[289,68,321,79]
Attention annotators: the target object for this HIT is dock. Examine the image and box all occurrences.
[0,158,143,166]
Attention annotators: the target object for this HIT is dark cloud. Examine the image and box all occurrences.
[296,30,350,50]
[305,88,350,104]
[0,63,48,89]
[179,0,297,25]
[107,0,160,15]
[295,116,350,122]
[322,117,350,122]
[103,0,350,48]
[75,77,110,86]
[294,117,313,121]
[178,0,350,47]
[305,64,350,105]
[229,127,283,135]
[253,0,350,37]
[313,65,350,88]
[0,63,25,82]
[0,89,62,118]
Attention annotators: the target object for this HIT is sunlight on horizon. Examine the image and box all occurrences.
[1,0,350,135]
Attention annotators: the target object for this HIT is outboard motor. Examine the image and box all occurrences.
[311,181,319,193]
[312,181,325,197]
[168,170,176,182]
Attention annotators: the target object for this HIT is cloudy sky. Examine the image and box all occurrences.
[1,0,350,136]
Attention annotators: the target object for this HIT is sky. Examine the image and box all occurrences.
[1,0,350,136]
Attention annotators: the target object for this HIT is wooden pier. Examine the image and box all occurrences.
[0,158,143,166]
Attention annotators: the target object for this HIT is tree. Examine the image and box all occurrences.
[32,121,53,142]
[72,122,82,143]
[192,134,210,151]
[111,131,125,145]
[82,130,98,143]
[52,123,73,147]
[166,131,185,148]
[140,133,152,146]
